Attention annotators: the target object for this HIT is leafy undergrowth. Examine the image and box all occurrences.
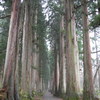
[94,90,100,100]
[20,90,43,100]
[95,90,100,96]
[60,93,82,100]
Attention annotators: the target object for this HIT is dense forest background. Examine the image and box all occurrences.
[0,0,100,100]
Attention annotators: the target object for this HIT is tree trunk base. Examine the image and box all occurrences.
[64,93,81,100]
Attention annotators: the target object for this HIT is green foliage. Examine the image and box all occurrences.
[36,1,50,86]
[48,1,64,15]
[47,0,61,85]
[0,1,11,71]
[95,90,100,97]
[90,14,100,29]
[20,90,43,100]
[63,94,81,100]
[20,90,33,100]
[77,30,83,61]
[48,50,55,77]
[33,90,43,97]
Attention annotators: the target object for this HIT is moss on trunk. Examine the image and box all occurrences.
[83,91,94,100]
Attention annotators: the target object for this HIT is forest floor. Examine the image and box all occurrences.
[41,91,63,100]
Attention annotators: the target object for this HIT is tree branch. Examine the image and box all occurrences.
[79,50,100,54]
[0,14,11,19]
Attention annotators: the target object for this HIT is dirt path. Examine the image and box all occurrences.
[42,91,63,100]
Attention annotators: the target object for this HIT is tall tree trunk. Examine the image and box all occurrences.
[31,7,40,91]
[14,3,24,100]
[64,0,81,99]
[97,0,100,91]
[2,0,20,100]
[54,44,60,95]
[33,0,41,92]
[21,0,33,95]
[82,0,94,99]
[27,8,33,96]
[59,15,66,94]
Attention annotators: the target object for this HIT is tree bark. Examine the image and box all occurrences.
[82,0,94,99]
[59,15,66,94]
[54,45,60,95]
[2,0,20,100]
[21,0,33,95]
[64,0,81,99]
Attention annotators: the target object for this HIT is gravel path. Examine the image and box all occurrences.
[42,91,62,100]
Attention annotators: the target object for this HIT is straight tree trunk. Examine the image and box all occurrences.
[17,3,24,85]
[31,8,40,91]
[54,45,60,95]
[97,0,100,91]
[2,0,20,100]
[82,0,94,99]
[64,0,81,99]
[14,3,24,100]
[21,0,33,95]
[59,15,66,94]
